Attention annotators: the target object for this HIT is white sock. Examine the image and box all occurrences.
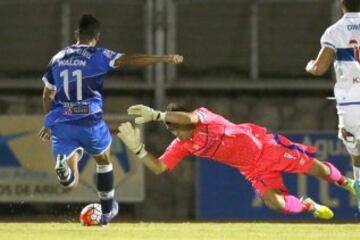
[353,165,360,180]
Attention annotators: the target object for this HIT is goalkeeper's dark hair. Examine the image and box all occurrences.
[343,0,360,12]
[78,14,100,41]
[166,103,189,112]
[165,103,191,130]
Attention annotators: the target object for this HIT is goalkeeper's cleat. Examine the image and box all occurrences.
[354,180,360,212]
[301,197,334,220]
[55,154,71,182]
[99,201,119,226]
[341,177,356,196]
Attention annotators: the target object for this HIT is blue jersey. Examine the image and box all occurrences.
[42,44,122,127]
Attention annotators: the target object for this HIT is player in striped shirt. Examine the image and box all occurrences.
[306,0,360,211]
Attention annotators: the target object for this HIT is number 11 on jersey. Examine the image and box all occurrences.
[60,69,83,101]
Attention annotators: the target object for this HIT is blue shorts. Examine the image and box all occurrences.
[50,118,111,160]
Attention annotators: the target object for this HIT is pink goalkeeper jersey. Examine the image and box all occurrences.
[159,108,268,173]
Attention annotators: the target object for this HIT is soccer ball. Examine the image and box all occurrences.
[80,203,102,226]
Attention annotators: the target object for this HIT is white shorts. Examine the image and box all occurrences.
[337,104,360,156]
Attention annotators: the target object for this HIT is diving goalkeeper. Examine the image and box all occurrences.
[117,104,356,219]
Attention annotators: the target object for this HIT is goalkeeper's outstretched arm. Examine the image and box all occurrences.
[140,153,168,175]
[127,104,199,125]
[117,122,167,175]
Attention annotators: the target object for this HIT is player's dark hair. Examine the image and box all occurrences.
[343,0,360,12]
[166,103,189,112]
[78,14,100,41]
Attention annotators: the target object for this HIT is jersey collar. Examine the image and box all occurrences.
[343,12,360,18]
[73,42,92,48]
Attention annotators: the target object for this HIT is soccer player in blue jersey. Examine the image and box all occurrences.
[38,14,183,225]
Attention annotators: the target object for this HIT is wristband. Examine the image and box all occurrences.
[135,144,148,158]
[159,112,166,121]
[155,111,166,121]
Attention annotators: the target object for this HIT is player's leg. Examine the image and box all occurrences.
[55,150,81,188]
[254,174,333,219]
[339,127,360,178]
[262,189,312,214]
[339,128,360,211]
[337,106,360,210]
[51,123,83,189]
[270,136,351,217]
[306,159,355,195]
[351,154,360,204]
[83,119,118,225]
[351,154,360,180]
[271,133,355,197]
[256,137,334,219]
[262,189,286,211]
[92,146,118,225]
[250,174,288,212]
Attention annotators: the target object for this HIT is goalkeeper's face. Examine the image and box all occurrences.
[165,123,194,140]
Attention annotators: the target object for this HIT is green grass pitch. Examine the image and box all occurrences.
[0,222,359,240]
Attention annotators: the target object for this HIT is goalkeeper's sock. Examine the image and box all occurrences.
[322,161,345,185]
[96,164,114,214]
[282,195,309,214]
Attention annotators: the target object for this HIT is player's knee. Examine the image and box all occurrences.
[93,150,111,165]
[307,160,330,178]
[94,158,111,165]
[263,198,284,211]
[262,191,285,211]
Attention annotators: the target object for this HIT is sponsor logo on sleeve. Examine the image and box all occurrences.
[103,49,116,59]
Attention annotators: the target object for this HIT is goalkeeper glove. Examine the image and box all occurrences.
[117,122,147,158]
[127,104,166,124]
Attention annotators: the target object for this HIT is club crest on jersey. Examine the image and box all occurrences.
[349,39,360,64]
[284,152,296,160]
[193,144,201,150]
[299,158,306,166]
